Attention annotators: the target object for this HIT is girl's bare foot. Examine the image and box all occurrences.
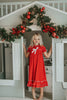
[32,87,36,100]
[33,97,37,100]
[38,87,43,100]
[37,95,43,100]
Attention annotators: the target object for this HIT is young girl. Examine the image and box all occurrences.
[23,33,52,100]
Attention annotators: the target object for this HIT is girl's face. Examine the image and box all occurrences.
[33,35,40,45]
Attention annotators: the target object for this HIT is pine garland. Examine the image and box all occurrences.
[0,5,67,42]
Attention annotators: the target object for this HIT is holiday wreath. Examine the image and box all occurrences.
[0,5,67,42]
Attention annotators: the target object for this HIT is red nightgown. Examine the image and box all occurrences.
[27,44,48,88]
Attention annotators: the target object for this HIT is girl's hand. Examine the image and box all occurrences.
[43,44,52,58]
[51,44,52,47]
[23,43,30,58]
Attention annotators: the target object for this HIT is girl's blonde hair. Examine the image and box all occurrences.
[29,33,43,46]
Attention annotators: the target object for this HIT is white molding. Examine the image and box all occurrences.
[63,82,67,88]
[52,38,55,100]
[62,40,67,43]
[56,43,64,82]
[21,37,25,98]
[0,80,14,86]
[12,41,21,80]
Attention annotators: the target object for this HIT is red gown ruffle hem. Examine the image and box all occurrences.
[27,44,48,88]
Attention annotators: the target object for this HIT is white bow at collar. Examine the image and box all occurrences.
[32,47,39,54]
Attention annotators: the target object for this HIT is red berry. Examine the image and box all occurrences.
[43,29,48,33]
[47,25,50,28]
[50,27,55,31]
[49,27,55,32]
[43,29,45,32]
[40,9,43,12]
[12,32,15,34]
[44,26,46,28]
[52,32,56,37]
[26,15,30,19]
[46,28,48,30]
[45,29,48,32]
[28,12,31,15]
[15,28,17,30]
[50,27,53,30]
[12,29,16,34]
[22,30,25,33]
[21,26,24,28]
[12,28,15,31]
[56,35,59,38]
[52,28,55,31]
[42,7,45,10]
[17,31,20,34]
[23,27,26,30]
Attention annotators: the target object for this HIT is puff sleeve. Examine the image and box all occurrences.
[42,45,47,53]
[27,46,31,53]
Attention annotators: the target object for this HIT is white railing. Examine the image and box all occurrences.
[42,0,67,11]
[0,0,67,17]
[0,1,31,17]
